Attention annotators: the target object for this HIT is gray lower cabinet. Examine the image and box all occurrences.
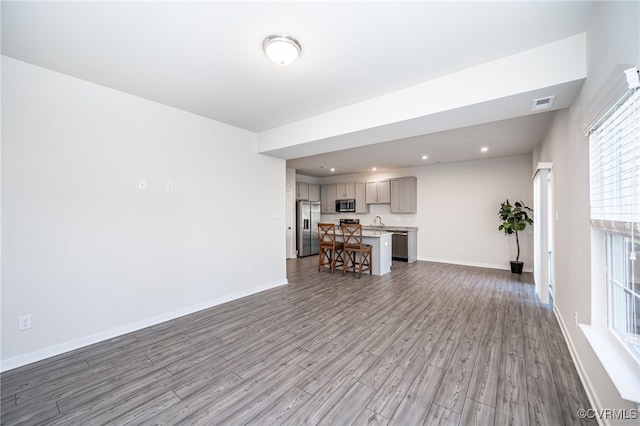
[390,177,417,213]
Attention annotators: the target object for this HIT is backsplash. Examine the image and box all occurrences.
[320,204,417,227]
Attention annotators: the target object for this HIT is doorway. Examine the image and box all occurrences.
[533,162,554,305]
[547,169,555,304]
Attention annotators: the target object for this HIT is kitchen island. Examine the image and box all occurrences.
[363,226,418,263]
[335,230,392,276]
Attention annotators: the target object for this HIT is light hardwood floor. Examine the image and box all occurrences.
[1,258,594,425]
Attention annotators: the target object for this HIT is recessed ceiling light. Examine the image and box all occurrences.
[372,167,377,171]
[330,168,335,172]
[481,147,489,153]
[263,34,302,65]
[422,155,428,160]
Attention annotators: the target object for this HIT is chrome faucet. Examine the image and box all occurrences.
[374,216,384,227]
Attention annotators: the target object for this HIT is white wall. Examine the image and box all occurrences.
[535,1,639,421]
[259,34,586,158]
[416,155,533,270]
[318,154,533,271]
[1,57,287,370]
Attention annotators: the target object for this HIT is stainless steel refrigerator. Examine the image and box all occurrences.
[296,201,321,257]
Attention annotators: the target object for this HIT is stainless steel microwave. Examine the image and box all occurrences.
[335,199,356,212]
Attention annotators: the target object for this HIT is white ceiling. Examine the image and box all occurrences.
[1,1,597,177]
[289,112,558,176]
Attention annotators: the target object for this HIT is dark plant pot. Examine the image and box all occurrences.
[510,261,524,274]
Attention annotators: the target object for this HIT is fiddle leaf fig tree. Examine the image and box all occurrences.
[498,199,533,262]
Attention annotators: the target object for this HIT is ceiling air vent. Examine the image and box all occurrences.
[532,95,555,112]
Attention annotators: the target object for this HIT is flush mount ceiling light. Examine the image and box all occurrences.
[263,34,302,65]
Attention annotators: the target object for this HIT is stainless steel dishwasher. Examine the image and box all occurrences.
[391,231,408,260]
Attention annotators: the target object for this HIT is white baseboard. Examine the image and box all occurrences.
[1,279,288,373]
[418,257,533,273]
[553,305,605,426]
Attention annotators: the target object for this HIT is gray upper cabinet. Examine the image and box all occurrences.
[297,182,320,201]
[308,184,320,202]
[378,180,391,203]
[320,184,336,213]
[335,182,355,199]
[320,182,366,214]
[390,177,417,213]
[366,180,391,204]
[354,182,367,213]
[296,182,309,200]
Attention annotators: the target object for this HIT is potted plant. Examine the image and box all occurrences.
[498,199,533,274]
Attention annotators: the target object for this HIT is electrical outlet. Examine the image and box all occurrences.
[574,312,578,326]
[18,314,31,331]
[166,180,174,191]
[138,179,146,190]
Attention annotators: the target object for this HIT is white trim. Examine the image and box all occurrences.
[554,306,605,426]
[532,161,554,178]
[0,279,288,373]
[418,257,533,273]
[587,226,640,410]
[579,63,636,135]
[580,324,640,405]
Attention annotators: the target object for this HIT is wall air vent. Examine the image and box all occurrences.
[532,95,555,112]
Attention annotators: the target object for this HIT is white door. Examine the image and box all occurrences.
[533,163,553,304]
[285,189,296,259]
[547,170,555,302]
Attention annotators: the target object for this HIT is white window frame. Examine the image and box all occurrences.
[605,233,639,358]
[583,229,640,405]
[582,69,640,406]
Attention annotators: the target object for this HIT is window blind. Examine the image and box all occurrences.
[589,88,640,235]
[579,64,636,136]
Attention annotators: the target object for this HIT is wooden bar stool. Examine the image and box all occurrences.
[341,223,372,278]
[318,223,344,273]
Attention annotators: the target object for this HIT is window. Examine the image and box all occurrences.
[607,233,639,358]
[590,87,640,361]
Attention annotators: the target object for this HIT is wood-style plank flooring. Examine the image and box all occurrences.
[1,258,594,425]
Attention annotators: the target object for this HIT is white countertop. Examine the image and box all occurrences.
[361,230,393,237]
[362,226,419,231]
